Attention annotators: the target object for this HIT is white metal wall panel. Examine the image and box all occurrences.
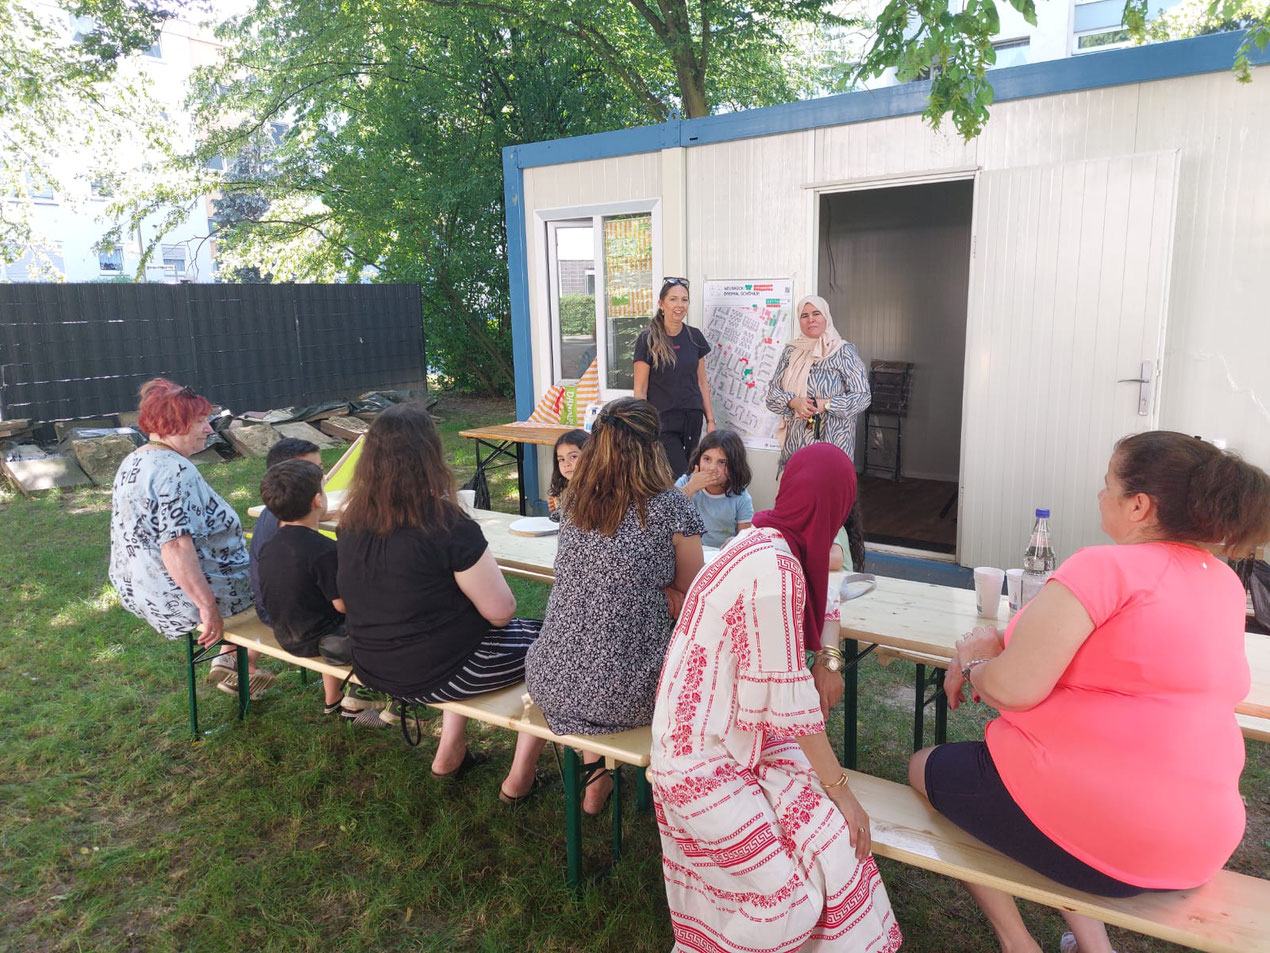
[1133,72,1270,467]
[960,152,1180,568]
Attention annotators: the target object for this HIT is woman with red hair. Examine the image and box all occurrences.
[109,379,273,695]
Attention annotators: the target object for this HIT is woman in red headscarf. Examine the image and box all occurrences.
[649,444,901,953]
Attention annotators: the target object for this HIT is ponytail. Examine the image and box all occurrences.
[645,308,676,372]
[845,502,866,571]
[1114,431,1270,556]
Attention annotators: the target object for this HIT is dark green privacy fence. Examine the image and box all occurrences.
[0,283,424,421]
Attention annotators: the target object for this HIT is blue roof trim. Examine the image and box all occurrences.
[504,31,1265,170]
[502,146,541,507]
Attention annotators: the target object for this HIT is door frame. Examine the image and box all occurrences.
[807,167,980,562]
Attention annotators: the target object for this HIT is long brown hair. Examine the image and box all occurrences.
[1114,431,1270,556]
[642,280,686,372]
[339,402,463,536]
[563,397,671,535]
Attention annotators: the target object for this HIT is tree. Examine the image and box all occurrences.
[0,0,177,266]
[166,0,842,392]
[855,0,1266,139]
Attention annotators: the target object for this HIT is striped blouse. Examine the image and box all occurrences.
[764,342,871,473]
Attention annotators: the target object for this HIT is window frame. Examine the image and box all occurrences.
[535,199,661,399]
[98,246,125,274]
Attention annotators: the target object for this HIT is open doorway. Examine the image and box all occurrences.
[818,180,974,556]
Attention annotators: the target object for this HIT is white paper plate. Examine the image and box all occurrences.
[508,516,560,537]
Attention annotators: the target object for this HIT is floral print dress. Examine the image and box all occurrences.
[650,527,901,953]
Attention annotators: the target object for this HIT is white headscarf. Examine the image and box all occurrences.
[780,295,845,407]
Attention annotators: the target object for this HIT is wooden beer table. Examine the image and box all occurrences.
[458,422,574,515]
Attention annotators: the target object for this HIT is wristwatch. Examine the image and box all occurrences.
[813,648,844,673]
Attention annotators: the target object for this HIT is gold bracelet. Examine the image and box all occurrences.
[823,771,849,790]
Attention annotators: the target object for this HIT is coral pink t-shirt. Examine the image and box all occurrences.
[985,543,1249,889]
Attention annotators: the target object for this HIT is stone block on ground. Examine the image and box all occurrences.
[222,422,283,459]
[54,417,120,440]
[273,421,342,449]
[68,433,142,485]
[319,416,370,441]
[2,455,91,493]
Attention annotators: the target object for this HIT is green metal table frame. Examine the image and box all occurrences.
[840,637,948,769]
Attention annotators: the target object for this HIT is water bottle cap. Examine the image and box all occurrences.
[1035,508,1050,518]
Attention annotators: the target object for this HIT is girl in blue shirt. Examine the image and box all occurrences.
[675,430,755,549]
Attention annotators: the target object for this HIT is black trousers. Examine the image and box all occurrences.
[658,408,705,480]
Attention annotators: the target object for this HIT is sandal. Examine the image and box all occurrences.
[431,748,489,782]
[215,669,277,700]
[499,773,547,807]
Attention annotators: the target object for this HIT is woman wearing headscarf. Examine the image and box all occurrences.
[649,443,901,953]
[765,295,871,475]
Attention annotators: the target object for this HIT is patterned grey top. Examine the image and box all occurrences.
[524,489,705,735]
[764,342,871,474]
[109,448,252,638]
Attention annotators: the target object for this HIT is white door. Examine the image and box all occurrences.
[959,151,1179,568]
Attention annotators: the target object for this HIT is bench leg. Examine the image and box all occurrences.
[611,765,623,864]
[562,747,584,888]
[913,663,926,752]
[236,644,250,719]
[186,632,201,741]
[299,668,309,686]
[842,638,860,769]
[934,680,948,745]
[636,767,652,813]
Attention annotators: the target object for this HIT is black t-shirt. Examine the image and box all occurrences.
[256,524,344,655]
[336,515,489,698]
[633,325,712,414]
[249,507,280,625]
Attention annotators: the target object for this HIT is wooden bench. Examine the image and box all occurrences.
[195,610,651,888]
[850,770,1270,953]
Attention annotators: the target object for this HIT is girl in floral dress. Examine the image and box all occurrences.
[649,443,901,953]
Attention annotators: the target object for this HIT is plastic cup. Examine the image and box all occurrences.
[1005,568,1024,613]
[457,489,476,515]
[973,567,1006,618]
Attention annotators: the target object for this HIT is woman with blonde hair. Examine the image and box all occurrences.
[526,397,705,813]
[765,295,870,475]
[633,277,716,478]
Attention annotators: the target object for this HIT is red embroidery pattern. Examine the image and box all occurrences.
[658,762,742,809]
[662,857,805,910]
[776,787,822,855]
[672,644,709,757]
[724,593,750,669]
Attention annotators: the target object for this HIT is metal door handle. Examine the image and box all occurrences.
[1118,360,1154,416]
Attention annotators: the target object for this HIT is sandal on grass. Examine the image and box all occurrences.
[431,748,489,782]
[499,772,548,807]
[215,669,277,700]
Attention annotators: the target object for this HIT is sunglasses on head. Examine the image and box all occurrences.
[662,276,690,289]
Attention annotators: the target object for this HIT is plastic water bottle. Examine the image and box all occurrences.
[1021,508,1056,606]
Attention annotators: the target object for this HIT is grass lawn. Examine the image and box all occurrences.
[1,393,1265,953]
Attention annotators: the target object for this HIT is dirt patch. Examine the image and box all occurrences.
[431,393,514,420]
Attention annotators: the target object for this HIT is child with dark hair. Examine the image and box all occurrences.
[250,437,322,625]
[674,429,754,548]
[547,429,589,515]
[257,459,352,717]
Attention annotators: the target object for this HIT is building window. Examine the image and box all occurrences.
[98,246,124,274]
[143,39,162,58]
[69,14,96,43]
[545,208,657,393]
[990,39,1030,69]
[90,178,113,199]
[601,214,654,391]
[161,244,187,277]
[204,154,225,172]
[27,175,55,202]
[1075,28,1131,52]
[2,245,65,281]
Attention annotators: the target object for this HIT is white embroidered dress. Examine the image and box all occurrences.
[650,527,901,953]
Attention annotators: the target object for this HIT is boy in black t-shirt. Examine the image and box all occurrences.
[257,459,353,717]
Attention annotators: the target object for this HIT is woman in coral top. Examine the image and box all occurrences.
[911,431,1270,953]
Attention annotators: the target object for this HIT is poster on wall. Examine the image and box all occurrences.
[702,278,794,452]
